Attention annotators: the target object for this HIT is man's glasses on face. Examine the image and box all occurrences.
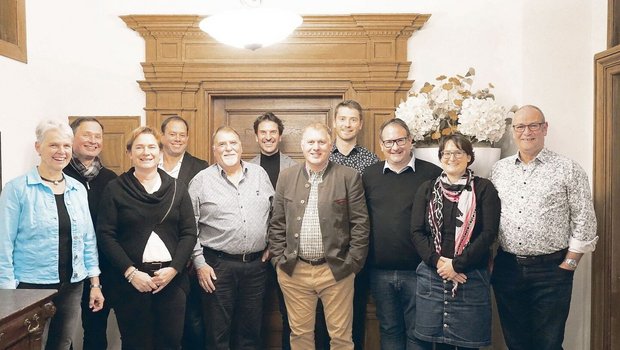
[512,122,545,133]
[381,137,409,148]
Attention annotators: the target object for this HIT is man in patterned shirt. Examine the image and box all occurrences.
[490,105,598,350]
[269,123,369,350]
[189,126,274,349]
[329,99,379,350]
[330,99,380,173]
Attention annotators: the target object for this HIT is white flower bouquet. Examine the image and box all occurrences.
[395,68,514,145]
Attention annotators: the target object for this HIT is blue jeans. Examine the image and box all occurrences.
[492,250,574,350]
[369,269,431,350]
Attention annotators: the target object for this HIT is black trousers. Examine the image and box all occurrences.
[352,266,369,350]
[80,277,112,350]
[182,269,205,350]
[201,251,267,350]
[114,276,187,350]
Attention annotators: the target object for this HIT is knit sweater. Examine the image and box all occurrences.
[362,159,442,270]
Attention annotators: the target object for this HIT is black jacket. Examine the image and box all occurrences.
[177,152,208,186]
[63,164,117,226]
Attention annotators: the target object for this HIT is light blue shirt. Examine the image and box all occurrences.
[0,167,100,288]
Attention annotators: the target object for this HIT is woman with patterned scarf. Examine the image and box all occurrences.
[411,134,500,350]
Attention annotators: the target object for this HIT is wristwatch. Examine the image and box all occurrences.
[564,258,578,269]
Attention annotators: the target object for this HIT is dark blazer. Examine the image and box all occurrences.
[269,161,370,281]
[177,152,209,186]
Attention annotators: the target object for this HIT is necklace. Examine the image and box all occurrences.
[40,174,65,186]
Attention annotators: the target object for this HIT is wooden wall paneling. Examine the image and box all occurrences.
[122,14,430,158]
[122,13,430,349]
[69,116,140,175]
[370,109,397,158]
[592,45,620,350]
[610,0,620,48]
[0,0,27,63]
[212,95,339,164]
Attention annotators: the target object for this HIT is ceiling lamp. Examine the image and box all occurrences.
[199,0,303,51]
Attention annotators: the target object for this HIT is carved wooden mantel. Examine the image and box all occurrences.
[122,14,430,161]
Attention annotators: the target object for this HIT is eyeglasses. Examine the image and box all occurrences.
[512,122,545,133]
[381,137,409,148]
[441,150,467,159]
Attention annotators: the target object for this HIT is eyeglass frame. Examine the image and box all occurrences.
[381,137,410,148]
[512,122,546,133]
[440,150,468,159]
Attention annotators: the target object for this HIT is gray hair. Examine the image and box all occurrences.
[35,119,74,143]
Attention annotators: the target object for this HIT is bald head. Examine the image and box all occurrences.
[515,105,546,123]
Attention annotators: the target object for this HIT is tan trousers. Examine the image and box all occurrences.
[277,261,355,350]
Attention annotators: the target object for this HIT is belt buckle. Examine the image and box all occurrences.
[515,255,529,263]
[242,253,250,263]
[150,262,163,270]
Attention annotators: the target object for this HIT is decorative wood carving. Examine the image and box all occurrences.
[592,45,620,350]
[0,0,27,63]
[122,13,430,163]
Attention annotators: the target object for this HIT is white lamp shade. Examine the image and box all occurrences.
[200,8,303,50]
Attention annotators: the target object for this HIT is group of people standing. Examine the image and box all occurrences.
[0,100,597,350]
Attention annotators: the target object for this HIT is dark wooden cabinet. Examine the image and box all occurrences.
[0,290,56,350]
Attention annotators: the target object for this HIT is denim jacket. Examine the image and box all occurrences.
[0,167,100,288]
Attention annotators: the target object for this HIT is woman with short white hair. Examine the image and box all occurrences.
[0,119,104,350]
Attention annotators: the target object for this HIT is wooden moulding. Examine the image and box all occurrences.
[592,44,620,350]
[121,13,430,162]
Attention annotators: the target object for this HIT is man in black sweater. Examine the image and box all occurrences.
[362,118,441,350]
[64,117,117,350]
[249,112,297,350]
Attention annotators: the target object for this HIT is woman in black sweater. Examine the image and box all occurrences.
[97,126,196,350]
[411,134,500,350]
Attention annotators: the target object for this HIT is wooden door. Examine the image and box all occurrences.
[592,45,620,350]
[68,116,140,175]
[211,96,342,164]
